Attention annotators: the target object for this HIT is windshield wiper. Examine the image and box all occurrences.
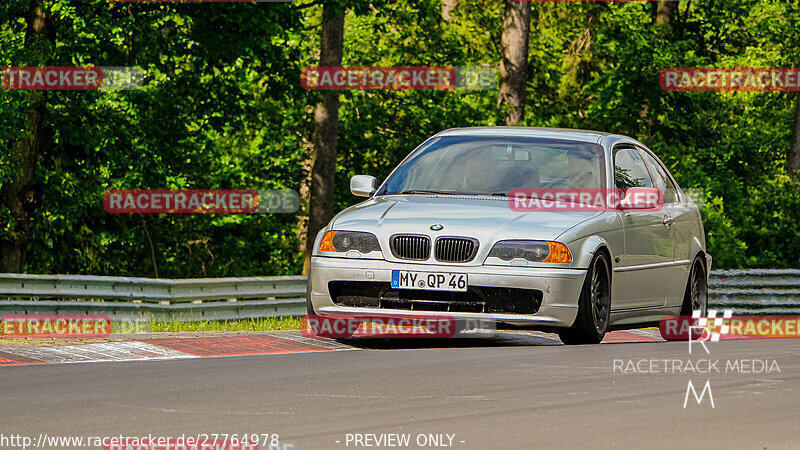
[399,190,458,195]
[398,190,509,197]
[449,191,509,197]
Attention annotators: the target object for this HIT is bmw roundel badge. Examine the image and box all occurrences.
[430,224,444,231]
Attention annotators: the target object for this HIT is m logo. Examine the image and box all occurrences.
[684,380,715,408]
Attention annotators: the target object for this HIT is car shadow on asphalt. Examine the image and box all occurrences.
[338,331,564,350]
[334,329,667,349]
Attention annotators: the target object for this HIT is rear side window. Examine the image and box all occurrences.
[639,150,678,204]
[614,147,653,189]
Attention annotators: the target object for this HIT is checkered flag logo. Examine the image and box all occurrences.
[692,309,733,341]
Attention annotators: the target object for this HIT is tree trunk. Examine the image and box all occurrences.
[789,94,800,175]
[303,5,344,275]
[295,139,313,267]
[498,0,530,126]
[638,1,679,139]
[0,0,53,273]
[656,0,678,26]
[442,0,458,22]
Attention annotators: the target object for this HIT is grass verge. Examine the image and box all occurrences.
[150,316,302,333]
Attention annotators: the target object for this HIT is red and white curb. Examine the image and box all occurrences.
[0,332,352,366]
[0,341,194,365]
[0,330,662,367]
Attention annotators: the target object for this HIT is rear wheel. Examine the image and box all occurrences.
[663,256,708,341]
[559,252,611,345]
[680,256,708,316]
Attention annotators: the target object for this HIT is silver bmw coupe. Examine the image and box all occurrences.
[307,127,711,344]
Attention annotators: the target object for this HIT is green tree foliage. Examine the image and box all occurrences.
[1,0,798,275]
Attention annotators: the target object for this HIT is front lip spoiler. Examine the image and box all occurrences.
[316,306,563,324]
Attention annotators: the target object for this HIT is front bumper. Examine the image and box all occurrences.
[309,256,586,327]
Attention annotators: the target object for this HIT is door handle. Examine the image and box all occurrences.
[662,216,674,226]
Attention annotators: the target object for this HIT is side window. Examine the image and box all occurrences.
[639,150,678,204]
[614,147,653,189]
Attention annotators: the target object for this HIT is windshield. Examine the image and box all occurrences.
[379,135,606,196]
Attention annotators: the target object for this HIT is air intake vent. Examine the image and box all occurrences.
[390,235,431,260]
[435,237,478,263]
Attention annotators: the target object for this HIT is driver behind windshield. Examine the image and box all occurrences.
[459,148,541,194]
[568,148,601,189]
[462,149,503,192]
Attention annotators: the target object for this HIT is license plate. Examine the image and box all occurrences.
[391,270,468,292]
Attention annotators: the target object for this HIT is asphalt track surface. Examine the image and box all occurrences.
[2,334,799,450]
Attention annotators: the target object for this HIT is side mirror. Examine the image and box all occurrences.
[350,175,377,197]
[618,187,663,211]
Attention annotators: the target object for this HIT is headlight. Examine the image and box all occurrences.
[487,240,572,263]
[319,231,381,253]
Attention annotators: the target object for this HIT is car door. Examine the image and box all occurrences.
[612,146,673,310]
[638,148,693,306]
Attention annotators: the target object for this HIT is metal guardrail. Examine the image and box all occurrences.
[0,274,307,322]
[0,269,797,322]
[708,269,800,314]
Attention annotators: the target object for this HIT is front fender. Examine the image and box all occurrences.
[570,236,613,270]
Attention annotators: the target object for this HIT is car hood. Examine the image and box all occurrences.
[331,194,603,242]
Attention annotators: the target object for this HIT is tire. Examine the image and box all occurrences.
[662,256,707,341]
[680,256,708,317]
[559,252,612,345]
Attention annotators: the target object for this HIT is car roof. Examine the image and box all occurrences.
[435,126,618,144]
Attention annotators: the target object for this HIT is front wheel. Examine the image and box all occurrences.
[559,252,611,345]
